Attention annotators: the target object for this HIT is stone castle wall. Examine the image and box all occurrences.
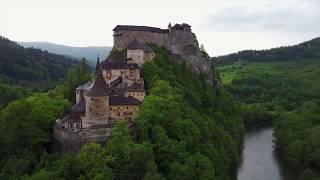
[84,96,109,126]
[53,125,114,153]
[114,30,170,50]
[109,105,139,120]
[54,125,113,142]
[113,26,211,75]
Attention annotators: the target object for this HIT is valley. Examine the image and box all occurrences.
[217,58,320,179]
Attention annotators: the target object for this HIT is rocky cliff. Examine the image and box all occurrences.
[113,23,212,77]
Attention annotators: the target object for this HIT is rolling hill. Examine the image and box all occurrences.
[18,41,112,66]
[0,37,80,84]
[0,36,83,108]
[212,37,320,65]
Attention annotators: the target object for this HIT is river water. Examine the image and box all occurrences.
[237,127,296,180]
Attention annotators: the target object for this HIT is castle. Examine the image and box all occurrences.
[54,38,154,148]
[113,23,211,74]
[54,23,211,151]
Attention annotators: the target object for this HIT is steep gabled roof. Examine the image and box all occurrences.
[87,59,108,97]
[95,57,102,75]
[113,25,169,33]
[102,61,139,70]
[141,45,154,53]
[126,83,145,92]
[76,81,93,90]
[71,98,86,113]
[109,95,142,106]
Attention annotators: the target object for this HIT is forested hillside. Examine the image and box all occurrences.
[0,46,245,179]
[217,59,320,179]
[18,41,111,66]
[0,60,91,179]
[212,37,320,65]
[0,36,82,109]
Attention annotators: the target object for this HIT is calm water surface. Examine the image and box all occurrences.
[237,127,296,180]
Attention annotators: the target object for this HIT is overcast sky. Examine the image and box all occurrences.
[1,0,319,56]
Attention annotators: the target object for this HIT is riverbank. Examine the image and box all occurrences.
[237,127,296,180]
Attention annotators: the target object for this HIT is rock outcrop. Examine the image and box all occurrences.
[113,23,211,75]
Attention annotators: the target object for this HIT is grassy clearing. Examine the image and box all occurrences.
[216,60,320,86]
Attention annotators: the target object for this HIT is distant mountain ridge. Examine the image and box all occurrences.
[18,41,112,66]
[0,36,80,89]
[212,37,320,65]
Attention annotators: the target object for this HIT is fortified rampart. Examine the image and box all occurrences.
[113,23,211,75]
[113,27,170,50]
[52,124,114,153]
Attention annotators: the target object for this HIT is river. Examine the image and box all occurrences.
[237,127,296,180]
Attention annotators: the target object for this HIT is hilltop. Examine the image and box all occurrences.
[0,37,81,86]
[212,37,320,65]
[0,36,82,108]
[18,41,112,66]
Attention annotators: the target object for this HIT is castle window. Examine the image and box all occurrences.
[96,112,99,115]
[97,106,100,108]
[110,107,112,110]
[127,106,129,109]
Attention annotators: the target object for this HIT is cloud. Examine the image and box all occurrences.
[204,1,320,34]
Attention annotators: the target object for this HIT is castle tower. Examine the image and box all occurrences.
[84,58,109,126]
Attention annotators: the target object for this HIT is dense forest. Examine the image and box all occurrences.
[212,37,320,65]
[217,58,320,179]
[1,35,320,179]
[0,46,245,179]
[0,37,82,109]
[0,60,91,179]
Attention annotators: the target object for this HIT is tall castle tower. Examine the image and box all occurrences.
[84,58,109,127]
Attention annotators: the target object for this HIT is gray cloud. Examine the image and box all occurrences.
[205,1,320,34]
